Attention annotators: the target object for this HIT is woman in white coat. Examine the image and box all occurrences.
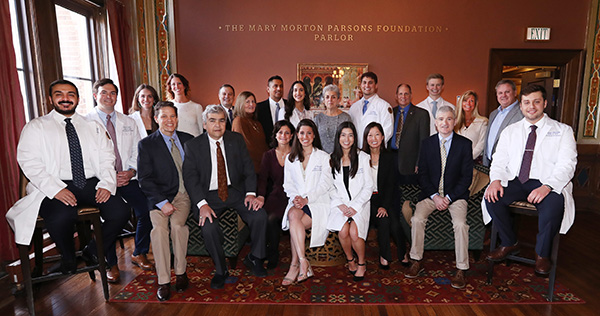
[282,119,332,285]
[129,84,159,138]
[327,121,373,281]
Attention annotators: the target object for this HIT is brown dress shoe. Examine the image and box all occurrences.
[157,283,170,301]
[175,273,189,293]
[404,260,424,278]
[106,265,120,283]
[535,255,551,274]
[131,254,154,271]
[486,243,520,261]
[451,269,467,289]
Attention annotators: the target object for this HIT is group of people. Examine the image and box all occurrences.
[7,69,577,302]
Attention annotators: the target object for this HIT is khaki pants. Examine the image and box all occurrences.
[409,198,469,270]
[150,191,190,285]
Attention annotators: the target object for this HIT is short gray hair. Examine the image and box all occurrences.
[202,104,226,122]
[322,84,340,99]
[435,105,455,119]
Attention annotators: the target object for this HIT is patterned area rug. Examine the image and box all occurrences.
[112,241,584,305]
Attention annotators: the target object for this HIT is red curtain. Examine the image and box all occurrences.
[106,0,136,114]
[0,0,27,261]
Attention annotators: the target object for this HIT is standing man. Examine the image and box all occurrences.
[415,73,455,135]
[183,105,268,289]
[405,106,473,289]
[388,83,430,185]
[217,84,236,130]
[138,101,194,301]
[349,72,393,148]
[483,79,524,167]
[256,75,285,144]
[7,79,129,275]
[484,85,577,274]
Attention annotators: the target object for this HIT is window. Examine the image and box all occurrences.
[9,0,35,121]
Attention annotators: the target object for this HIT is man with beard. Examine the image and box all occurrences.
[6,79,130,275]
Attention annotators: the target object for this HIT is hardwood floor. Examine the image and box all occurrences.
[3,211,599,316]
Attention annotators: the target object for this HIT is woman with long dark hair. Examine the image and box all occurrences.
[327,121,373,281]
[166,73,203,136]
[279,81,313,127]
[282,119,332,285]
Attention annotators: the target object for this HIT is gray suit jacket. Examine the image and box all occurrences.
[482,103,524,166]
[389,104,430,175]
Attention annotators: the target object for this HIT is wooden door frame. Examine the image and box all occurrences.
[486,49,585,131]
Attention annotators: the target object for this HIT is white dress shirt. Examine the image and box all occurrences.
[269,98,284,124]
[415,96,455,135]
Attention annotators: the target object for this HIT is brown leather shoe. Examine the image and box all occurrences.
[157,283,170,301]
[131,254,154,271]
[535,255,551,274]
[175,273,189,293]
[106,265,120,283]
[404,260,424,278]
[486,243,520,261]
[451,269,467,289]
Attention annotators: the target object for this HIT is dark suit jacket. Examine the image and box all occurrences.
[182,131,256,217]
[418,133,473,202]
[483,103,523,166]
[388,104,430,175]
[137,130,194,209]
[256,98,286,145]
[375,150,397,212]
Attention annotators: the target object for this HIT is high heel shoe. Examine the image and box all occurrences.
[347,256,357,275]
[282,263,299,286]
[379,256,390,270]
[297,257,314,283]
[353,262,366,282]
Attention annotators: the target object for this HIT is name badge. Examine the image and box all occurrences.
[312,165,322,172]
[546,131,561,137]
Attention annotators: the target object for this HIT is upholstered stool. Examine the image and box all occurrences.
[486,201,560,301]
[305,230,345,267]
[18,207,109,316]
[186,208,249,269]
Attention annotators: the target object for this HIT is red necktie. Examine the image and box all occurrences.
[216,141,228,201]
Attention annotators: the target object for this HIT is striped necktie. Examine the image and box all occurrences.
[439,139,447,196]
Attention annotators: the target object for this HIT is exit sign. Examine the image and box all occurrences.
[526,27,551,41]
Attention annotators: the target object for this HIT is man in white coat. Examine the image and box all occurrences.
[484,84,577,275]
[348,72,393,148]
[87,78,153,282]
[415,73,455,135]
[6,79,129,274]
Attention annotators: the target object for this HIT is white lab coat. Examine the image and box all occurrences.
[415,96,456,135]
[129,111,149,139]
[349,94,393,148]
[327,151,373,240]
[87,109,141,172]
[481,115,577,233]
[282,148,333,247]
[6,111,116,245]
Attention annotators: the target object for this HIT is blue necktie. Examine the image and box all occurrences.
[228,108,234,123]
[431,100,438,118]
[362,100,369,114]
[65,118,86,189]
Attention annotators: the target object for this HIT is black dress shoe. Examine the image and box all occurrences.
[81,245,99,266]
[157,283,170,301]
[243,255,267,277]
[175,273,189,292]
[210,271,229,289]
[60,260,77,275]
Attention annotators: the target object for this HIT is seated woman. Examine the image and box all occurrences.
[327,121,373,281]
[362,122,408,269]
[279,81,314,127]
[454,90,488,162]
[314,84,352,153]
[166,73,204,136]
[282,119,332,285]
[129,84,159,138]
[232,91,269,173]
[256,120,295,270]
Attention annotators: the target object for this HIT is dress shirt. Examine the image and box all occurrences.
[486,100,518,159]
[416,96,455,135]
[430,132,453,201]
[390,103,411,150]
[269,98,283,124]
[94,108,116,129]
[55,113,97,181]
[220,104,234,124]
[155,131,185,210]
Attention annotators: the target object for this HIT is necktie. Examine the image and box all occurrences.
[362,99,369,114]
[439,139,447,196]
[106,114,123,171]
[395,109,404,148]
[65,118,86,189]
[518,125,537,184]
[170,138,185,192]
[216,141,228,201]
[431,100,438,118]
[275,103,281,122]
[228,108,234,124]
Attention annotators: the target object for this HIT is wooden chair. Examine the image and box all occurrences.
[486,201,560,301]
